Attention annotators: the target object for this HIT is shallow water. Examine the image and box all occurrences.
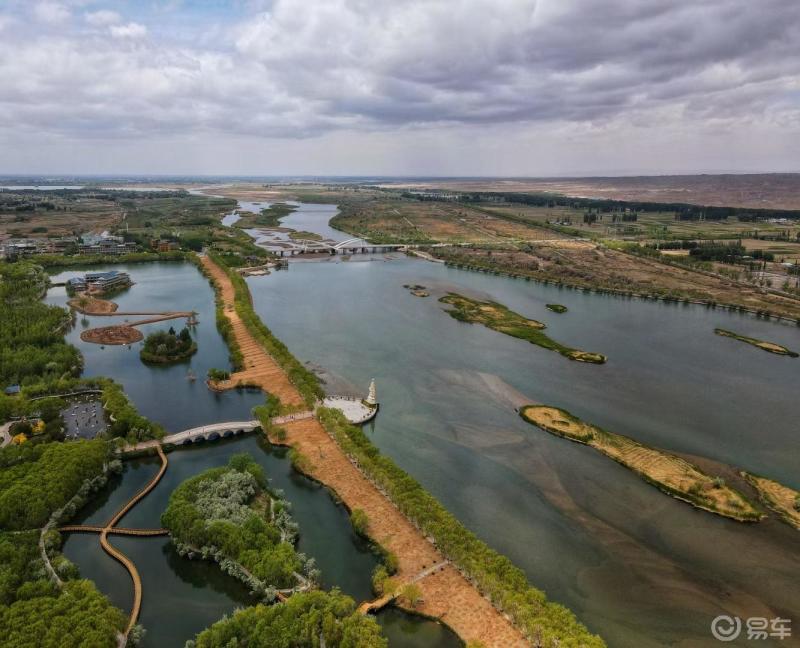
[240,212,799,647]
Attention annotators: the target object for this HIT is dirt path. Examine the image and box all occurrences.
[199,255,305,406]
[200,254,528,647]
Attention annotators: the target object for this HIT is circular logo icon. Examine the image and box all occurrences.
[711,616,742,642]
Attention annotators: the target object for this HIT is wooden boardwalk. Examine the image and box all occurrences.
[201,254,528,648]
[60,445,169,639]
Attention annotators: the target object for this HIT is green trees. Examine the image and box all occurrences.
[0,578,126,648]
[0,262,81,388]
[161,454,308,595]
[189,590,387,648]
[0,530,126,647]
[210,253,324,406]
[317,407,605,648]
[0,440,110,531]
[139,326,197,363]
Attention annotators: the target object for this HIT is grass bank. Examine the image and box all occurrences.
[520,405,762,522]
[440,292,606,364]
[207,252,324,407]
[742,472,800,530]
[715,328,798,357]
[318,407,605,648]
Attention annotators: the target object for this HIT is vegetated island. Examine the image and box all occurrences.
[520,405,763,522]
[440,292,606,363]
[161,454,318,599]
[403,283,429,297]
[233,202,298,229]
[742,472,800,530]
[139,326,197,364]
[546,303,568,313]
[715,328,798,357]
[190,590,387,647]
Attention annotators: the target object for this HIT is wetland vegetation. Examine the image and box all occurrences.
[189,589,387,648]
[714,328,798,356]
[742,473,800,530]
[440,292,606,363]
[161,454,313,597]
[519,405,762,522]
[139,327,198,364]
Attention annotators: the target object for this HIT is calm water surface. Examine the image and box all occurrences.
[239,208,799,647]
[51,259,458,647]
[45,262,264,432]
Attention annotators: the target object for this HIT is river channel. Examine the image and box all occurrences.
[239,204,799,647]
[45,198,800,647]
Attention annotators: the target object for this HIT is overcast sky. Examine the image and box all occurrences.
[1,0,799,176]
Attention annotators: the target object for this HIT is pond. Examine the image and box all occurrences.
[63,435,381,647]
[45,262,264,432]
[51,258,462,647]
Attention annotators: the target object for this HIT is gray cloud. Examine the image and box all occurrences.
[0,0,798,173]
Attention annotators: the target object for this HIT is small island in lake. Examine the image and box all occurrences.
[440,293,605,363]
[715,328,798,357]
[139,326,197,364]
[403,283,429,297]
[161,454,317,598]
[546,304,568,313]
[190,590,387,647]
[742,472,800,530]
[520,405,762,522]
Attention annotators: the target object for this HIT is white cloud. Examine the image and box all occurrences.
[85,10,121,26]
[109,22,147,39]
[33,2,70,24]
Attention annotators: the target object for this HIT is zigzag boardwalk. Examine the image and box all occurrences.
[60,445,169,639]
[59,525,168,537]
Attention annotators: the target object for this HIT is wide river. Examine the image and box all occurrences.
[46,200,799,647]
[243,204,799,647]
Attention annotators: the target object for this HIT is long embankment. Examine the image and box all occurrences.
[199,253,542,648]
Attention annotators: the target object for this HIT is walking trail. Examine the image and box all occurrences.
[200,254,528,647]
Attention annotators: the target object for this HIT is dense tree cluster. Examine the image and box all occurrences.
[0,262,81,388]
[189,590,387,648]
[0,440,110,531]
[161,454,309,594]
[435,190,800,222]
[0,517,125,646]
[317,408,605,648]
[139,326,197,364]
[100,379,164,442]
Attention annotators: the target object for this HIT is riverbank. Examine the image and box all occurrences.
[520,405,763,522]
[199,252,575,648]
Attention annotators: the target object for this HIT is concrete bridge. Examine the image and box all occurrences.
[123,412,314,452]
[271,237,409,257]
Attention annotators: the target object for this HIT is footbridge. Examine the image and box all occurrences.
[122,412,314,452]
